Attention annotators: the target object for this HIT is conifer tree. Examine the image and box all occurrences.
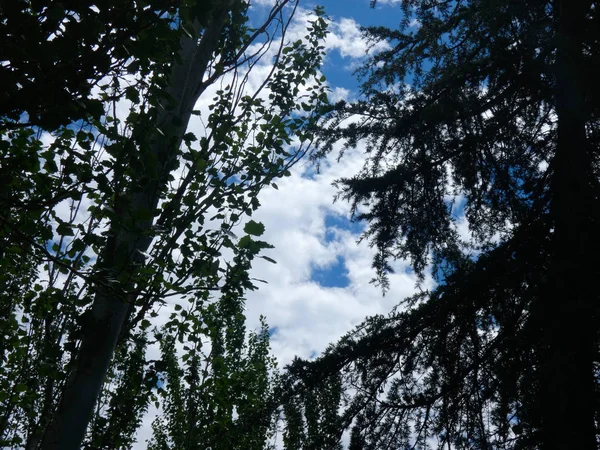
[282,1,600,448]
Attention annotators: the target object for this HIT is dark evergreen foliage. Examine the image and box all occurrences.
[282,1,600,448]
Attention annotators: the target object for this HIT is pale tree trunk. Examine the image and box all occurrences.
[40,3,234,449]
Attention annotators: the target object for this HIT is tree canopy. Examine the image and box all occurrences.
[4,1,600,448]
[280,1,600,449]
[0,1,329,449]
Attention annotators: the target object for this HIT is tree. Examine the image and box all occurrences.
[0,1,329,449]
[0,0,182,130]
[147,253,278,450]
[280,1,600,449]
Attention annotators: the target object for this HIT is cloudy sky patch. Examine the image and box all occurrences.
[134,1,421,446]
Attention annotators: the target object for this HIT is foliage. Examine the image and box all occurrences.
[0,1,329,449]
[0,0,185,130]
[147,254,278,450]
[281,0,600,449]
[280,371,343,450]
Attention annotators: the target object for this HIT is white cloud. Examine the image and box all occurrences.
[408,18,422,28]
[242,143,425,366]
[329,86,352,102]
[286,8,389,61]
[250,0,279,6]
[128,6,425,448]
[325,17,390,59]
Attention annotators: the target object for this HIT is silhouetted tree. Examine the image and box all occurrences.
[281,1,600,449]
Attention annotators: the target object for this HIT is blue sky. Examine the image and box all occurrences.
[236,0,432,368]
[308,1,406,88]
[134,1,441,445]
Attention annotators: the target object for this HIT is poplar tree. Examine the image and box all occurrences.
[0,1,329,449]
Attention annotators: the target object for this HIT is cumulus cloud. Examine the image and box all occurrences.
[284,7,390,61]
[325,16,390,59]
[329,86,352,102]
[132,5,425,448]
[408,18,422,28]
[242,142,426,365]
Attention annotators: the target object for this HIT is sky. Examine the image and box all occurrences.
[134,0,433,445]
[241,0,425,368]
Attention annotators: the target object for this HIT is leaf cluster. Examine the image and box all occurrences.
[0,1,331,448]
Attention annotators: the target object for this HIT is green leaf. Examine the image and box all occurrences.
[125,86,139,103]
[260,256,277,264]
[57,222,75,237]
[243,220,265,237]
[239,235,252,248]
[183,132,197,143]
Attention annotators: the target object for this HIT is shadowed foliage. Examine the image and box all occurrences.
[279,1,600,448]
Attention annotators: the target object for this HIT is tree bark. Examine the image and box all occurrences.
[40,3,233,449]
[541,1,598,448]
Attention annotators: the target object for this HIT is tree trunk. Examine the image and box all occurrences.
[541,1,598,448]
[40,4,233,449]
